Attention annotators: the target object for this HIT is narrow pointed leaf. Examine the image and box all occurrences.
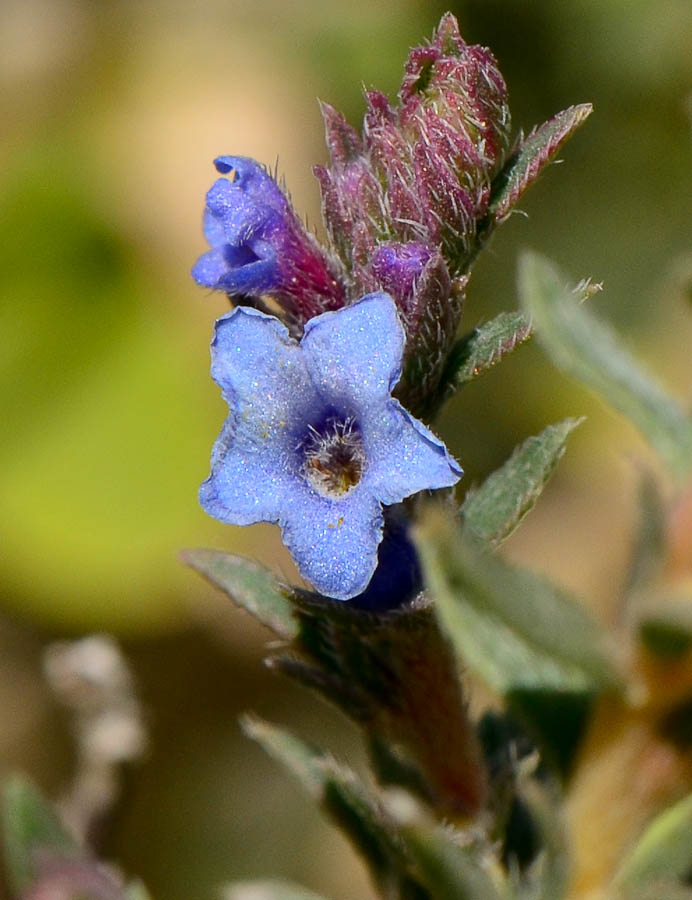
[415,506,618,696]
[223,880,331,900]
[489,105,592,225]
[181,549,298,638]
[241,716,325,793]
[241,716,428,899]
[2,774,80,895]
[441,312,532,394]
[402,825,506,900]
[462,418,583,546]
[519,252,692,482]
[614,793,692,892]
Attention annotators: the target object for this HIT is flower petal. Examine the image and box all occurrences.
[214,155,289,216]
[199,307,321,525]
[198,294,462,602]
[363,399,462,504]
[216,254,279,295]
[192,248,229,289]
[199,414,294,525]
[301,292,405,412]
[210,306,316,434]
[280,489,384,600]
[202,207,227,247]
[206,178,268,244]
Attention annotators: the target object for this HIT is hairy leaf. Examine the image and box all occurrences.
[462,418,583,546]
[441,312,532,394]
[271,591,487,816]
[181,549,297,638]
[416,506,618,696]
[241,716,428,900]
[516,783,569,900]
[489,105,592,225]
[519,252,692,482]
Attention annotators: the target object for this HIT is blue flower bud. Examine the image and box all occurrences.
[193,156,346,329]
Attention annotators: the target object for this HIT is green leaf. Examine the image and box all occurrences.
[489,105,592,225]
[241,716,428,900]
[639,599,692,660]
[624,471,667,602]
[222,880,331,900]
[518,252,692,482]
[441,312,532,393]
[2,774,80,895]
[462,418,583,546]
[241,716,326,794]
[415,506,618,697]
[614,793,692,893]
[401,825,506,900]
[181,549,298,638]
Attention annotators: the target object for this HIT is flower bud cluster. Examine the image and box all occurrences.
[314,14,511,410]
[316,14,510,288]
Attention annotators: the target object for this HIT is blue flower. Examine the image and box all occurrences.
[192,156,345,326]
[200,292,461,600]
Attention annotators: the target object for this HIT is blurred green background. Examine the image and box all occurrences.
[1,0,690,897]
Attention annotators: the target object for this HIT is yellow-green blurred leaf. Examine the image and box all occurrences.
[416,506,618,696]
[614,793,692,894]
[2,774,79,896]
[519,252,692,482]
[181,549,297,638]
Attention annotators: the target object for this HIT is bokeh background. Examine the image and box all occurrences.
[1,0,690,897]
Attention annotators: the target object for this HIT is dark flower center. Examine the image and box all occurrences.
[301,416,365,499]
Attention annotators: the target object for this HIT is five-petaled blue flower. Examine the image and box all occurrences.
[200,292,462,600]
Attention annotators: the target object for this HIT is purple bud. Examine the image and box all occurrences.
[395,254,464,416]
[317,14,511,286]
[369,241,463,416]
[314,156,382,270]
[399,15,510,179]
[370,242,434,315]
[320,102,363,169]
[307,14,510,413]
[312,14,510,387]
[193,156,346,330]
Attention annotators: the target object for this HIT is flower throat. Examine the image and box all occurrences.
[302,416,365,499]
